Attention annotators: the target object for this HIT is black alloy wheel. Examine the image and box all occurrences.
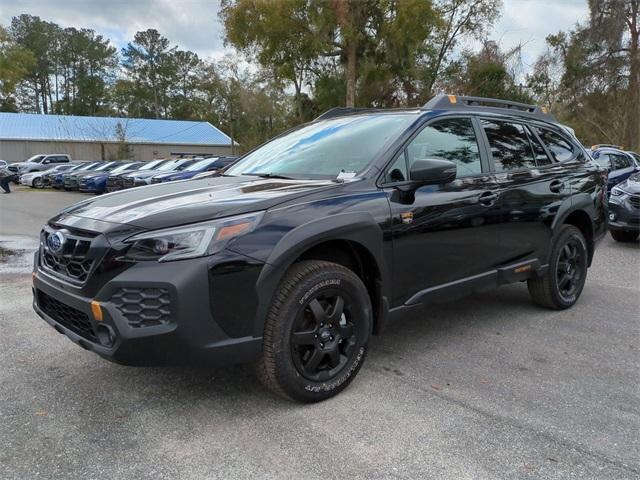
[528,224,588,309]
[290,290,360,382]
[258,260,371,402]
[555,239,585,302]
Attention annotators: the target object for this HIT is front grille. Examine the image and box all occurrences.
[629,195,640,209]
[111,288,171,328]
[39,226,101,284]
[37,290,97,342]
[150,178,162,184]
[122,177,135,188]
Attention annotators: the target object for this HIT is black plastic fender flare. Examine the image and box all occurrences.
[252,212,388,337]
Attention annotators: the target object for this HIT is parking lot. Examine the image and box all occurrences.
[1,187,639,480]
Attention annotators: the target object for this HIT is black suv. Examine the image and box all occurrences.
[32,95,606,402]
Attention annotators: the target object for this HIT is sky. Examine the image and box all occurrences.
[0,0,590,72]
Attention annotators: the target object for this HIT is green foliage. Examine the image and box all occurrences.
[528,0,639,150]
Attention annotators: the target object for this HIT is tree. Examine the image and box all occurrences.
[121,29,178,118]
[0,26,34,111]
[10,14,60,113]
[426,0,502,95]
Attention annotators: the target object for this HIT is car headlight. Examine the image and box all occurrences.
[611,186,626,196]
[123,211,264,262]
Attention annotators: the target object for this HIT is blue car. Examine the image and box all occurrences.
[79,162,143,194]
[591,147,639,192]
[149,157,236,184]
[52,162,102,189]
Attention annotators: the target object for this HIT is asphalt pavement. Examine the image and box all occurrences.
[1,187,638,479]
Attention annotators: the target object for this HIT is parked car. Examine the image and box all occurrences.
[0,160,7,170]
[62,162,109,190]
[120,158,196,188]
[626,150,640,168]
[79,162,143,194]
[608,172,640,242]
[67,162,124,191]
[106,159,167,192]
[590,147,639,192]
[50,162,97,189]
[150,157,237,184]
[32,94,606,403]
[9,154,71,174]
[20,164,77,188]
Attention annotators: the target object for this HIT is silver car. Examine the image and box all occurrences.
[9,154,72,174]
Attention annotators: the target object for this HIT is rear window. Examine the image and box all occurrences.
[481,120,536,171]
[534,128,575,162]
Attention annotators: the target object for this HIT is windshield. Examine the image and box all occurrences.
[94,162,116,171]
[158,160,182,171]
[138,159,167,171]
[26,155,45,163]
[79,162,100,170]
[226,113,417,179]
[184,158,216,172]
[110,163,136,174]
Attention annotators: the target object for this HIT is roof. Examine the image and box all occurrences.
[0,112,232,146]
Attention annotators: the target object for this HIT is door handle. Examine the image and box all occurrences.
[478,190,498,206]
[549,180,565,193]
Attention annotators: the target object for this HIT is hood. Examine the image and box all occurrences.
[54,175,338,230]
[123,170,162,180]
[620,173,640,193]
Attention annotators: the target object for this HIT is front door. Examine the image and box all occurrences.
[383,116,503,306]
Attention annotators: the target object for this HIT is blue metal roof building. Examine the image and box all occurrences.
[0,112,234,162]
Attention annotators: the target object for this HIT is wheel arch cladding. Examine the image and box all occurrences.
[254,212,388,337]
[552,193,595,266]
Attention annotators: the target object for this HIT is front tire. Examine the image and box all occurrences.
[528,225,588,310]
[258,260,372,403]
[610,229,638,242]
[32,177,43,189]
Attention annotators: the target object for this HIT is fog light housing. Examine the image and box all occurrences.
[608,212,616,222]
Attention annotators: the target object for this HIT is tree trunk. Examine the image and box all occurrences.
[627,2,640,151]
[345,39,357,107]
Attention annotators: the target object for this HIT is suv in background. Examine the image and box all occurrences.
[608,172,640,242]
[9,154,71,174]
[590,147,639,192]
[32,95,606,403]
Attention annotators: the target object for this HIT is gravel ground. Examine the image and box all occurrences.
[1,187,639,479]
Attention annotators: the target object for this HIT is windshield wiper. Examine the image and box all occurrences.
[242,172,296,180]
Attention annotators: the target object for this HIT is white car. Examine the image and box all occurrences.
[20,164,76,188]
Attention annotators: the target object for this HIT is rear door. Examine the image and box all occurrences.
[383,116,503,306]
[478,118,573,266]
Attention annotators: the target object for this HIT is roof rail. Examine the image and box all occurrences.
[423,94,556,121]
[314,107,380,121]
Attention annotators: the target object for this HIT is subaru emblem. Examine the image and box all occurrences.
[47,231,65,254]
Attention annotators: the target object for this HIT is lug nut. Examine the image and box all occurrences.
[330,336,334,341]
[314,334,318,338]
[320,343,324,348]
[320,322,324,327]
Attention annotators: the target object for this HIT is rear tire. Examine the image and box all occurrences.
[32,178,43,189]
[257,260,372,403]
[528,225,588,310]
[610,229,638,242]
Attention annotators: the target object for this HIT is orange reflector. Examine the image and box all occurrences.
[217,221,252,241]
[32,272,36,280]
[91,301,103,322]
[448,95,457,104]
[540,106,548,114]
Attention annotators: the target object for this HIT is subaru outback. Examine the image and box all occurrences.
[32,95,606,402]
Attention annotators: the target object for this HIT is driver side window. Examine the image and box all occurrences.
[401,118,482,180]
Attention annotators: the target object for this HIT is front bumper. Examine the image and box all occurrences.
[608,198,640,231]
[32,250,264,367]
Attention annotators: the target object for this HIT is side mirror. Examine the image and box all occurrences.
[409,158,457,185]
[43,159,50,164]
